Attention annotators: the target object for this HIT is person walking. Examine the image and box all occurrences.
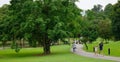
[72,42,76,52]
[99,42,104,55]
[94,46,98,56]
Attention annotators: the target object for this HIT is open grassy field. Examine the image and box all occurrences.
[0,45,114,62]
[83,41,120,57]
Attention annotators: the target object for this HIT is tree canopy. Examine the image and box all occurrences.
[111,1,120,40]
[0,0,82,54]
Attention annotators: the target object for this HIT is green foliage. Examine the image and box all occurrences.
[80,17,99,42]
[111,1,120,40]
[81,4,113,42]
[0,4,10,47]
[80,5,104,42]
[98,19,112,40]
[0,0,82,54]
[88,4,105,20]
[104,4,114,18]
[92,4,103,12]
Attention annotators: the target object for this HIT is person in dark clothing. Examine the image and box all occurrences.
[108,48,110,55]
[99,42,103,54]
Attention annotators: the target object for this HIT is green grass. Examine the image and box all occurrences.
[0,45,114,62]
[83,41,120,57]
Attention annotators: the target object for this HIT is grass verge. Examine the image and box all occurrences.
[83,41,120,57]
[0,45,114,62]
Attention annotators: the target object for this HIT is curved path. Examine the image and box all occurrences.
[72,44,120,62]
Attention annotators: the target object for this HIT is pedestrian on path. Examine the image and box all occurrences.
[72,42,76,52]
[99,42,104,55]
[94,46,98,56]
[72,44,120,62]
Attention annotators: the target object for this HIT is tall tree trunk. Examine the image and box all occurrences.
[43,42,50,54]
[84,42,88,50]
[43,35,51,54]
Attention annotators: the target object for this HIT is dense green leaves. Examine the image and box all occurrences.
[0,0,120,54]
[98,19,112,40]
[104,4,114,18]
[0,0,81,54]
[80,4,113,42]
[111,1,120,40]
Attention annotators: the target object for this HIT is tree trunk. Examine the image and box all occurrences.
[43,42,50,54]
[43,35,51,54]
[84,42,88,50]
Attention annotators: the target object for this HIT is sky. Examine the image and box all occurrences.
[75,0,117,10]
[0,0,10,7]
[0,0,118,10]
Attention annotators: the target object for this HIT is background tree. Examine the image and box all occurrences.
[111,1,120,40]
[92,4,103,12]
[80,4,104,43]
[79,4,114,49]
[104,3,114,19]
[98,19,112,41]
[79,16,98,50]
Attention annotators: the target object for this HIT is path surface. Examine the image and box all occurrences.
[72,44,120,62]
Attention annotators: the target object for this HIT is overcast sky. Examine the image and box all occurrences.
[75,0,117,10]
[0,0,10,7]
[0,0,118,10]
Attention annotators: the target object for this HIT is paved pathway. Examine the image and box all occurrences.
[72,44,120,62]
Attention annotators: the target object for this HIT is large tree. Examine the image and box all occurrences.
[0,4,10,49]
[1,0,81,54]
[81,4,104,43]
[111,1,120,40]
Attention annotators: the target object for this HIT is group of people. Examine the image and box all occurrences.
[94,42,104,56]
[72,40,104,55]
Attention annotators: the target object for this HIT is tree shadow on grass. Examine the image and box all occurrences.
[0,48,44,58]
[0,51,71,59]
[0,50,71,58]
[0,52,43,58]
[0,45,71,58]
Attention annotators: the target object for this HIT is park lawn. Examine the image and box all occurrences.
[0,45,114,62]
[83,41,120,57]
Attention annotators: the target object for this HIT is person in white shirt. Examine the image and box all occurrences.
[94,46,98,56]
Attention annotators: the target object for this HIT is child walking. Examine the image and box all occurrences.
[94,46,98,56]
